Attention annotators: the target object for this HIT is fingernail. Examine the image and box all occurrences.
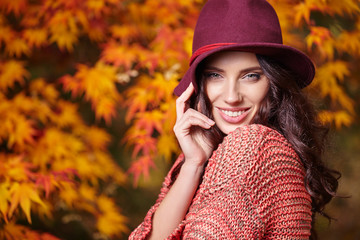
[208,119,215,125]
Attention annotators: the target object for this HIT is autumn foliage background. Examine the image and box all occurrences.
[0,0,359,239]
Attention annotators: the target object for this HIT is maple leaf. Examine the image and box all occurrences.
[157,133,179,162]
[101,41,139,68]
[23,28,48,48]
[0,0,28,16]
[87,19,106,42]
[0,60,29,92]
[51,100,84,128]
[29,78,59,104]
[0,26,14,46]
[83,127,111,150]
[306,26,336,59]
[93,151,127,184]
[294,2,312,26]
[134,110,164,135]
[58,182,78,208]
[0,181,11,223]
[4,38,31,57]
[49,29,78,52]
[124,126,157,158]
[127,155,156,186]
[35,174,57,199]
[73,62,121,123]
[6,113,36,151]
[59,74,83,98]
[2,155,32,182]
[313,61,354,114]
[96,195,128,236]
[110,24,140,43]
[123,76,159,122]
[318,110,353,129]
[0,222,28,240]
[8,182,46,223]
[336,31,360,56]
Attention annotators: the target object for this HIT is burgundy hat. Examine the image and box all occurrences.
[174,0,315,96]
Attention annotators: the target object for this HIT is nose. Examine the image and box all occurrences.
[224,80,242,104]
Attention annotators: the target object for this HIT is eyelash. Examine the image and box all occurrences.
[243,73,261,81]
[204,72,221,79]
[203,72,262,81]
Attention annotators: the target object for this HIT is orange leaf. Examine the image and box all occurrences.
[134,110,164,135]
[9,183,46,223]
[0,181,11,223]
[0,0,28,16]
[128,156,156,186]
[4,38,31,57]
[0,60,29,92]
[23,28,48,48]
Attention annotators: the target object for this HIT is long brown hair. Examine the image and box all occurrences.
[189,54,340,239]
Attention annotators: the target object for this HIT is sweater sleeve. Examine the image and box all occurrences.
[128,154,186,240]
[239,125,313,239]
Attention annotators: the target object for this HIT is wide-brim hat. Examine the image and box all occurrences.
[174,0,315,96]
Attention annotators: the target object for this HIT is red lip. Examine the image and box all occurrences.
[216,107,250,124]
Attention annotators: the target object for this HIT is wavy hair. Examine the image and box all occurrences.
[189,54,340,239]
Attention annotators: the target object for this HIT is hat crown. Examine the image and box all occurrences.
[193,0,283,53]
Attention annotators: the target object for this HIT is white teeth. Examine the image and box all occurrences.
[221,110,245,117]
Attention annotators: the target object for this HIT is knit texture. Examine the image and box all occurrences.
[129,124,312,239]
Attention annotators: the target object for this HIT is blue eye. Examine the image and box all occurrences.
[204,72,222,79]
[243,73,261,81]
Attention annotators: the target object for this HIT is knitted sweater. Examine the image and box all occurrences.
[129,124,312,239]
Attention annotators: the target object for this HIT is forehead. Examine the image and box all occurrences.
[202,51,260,68]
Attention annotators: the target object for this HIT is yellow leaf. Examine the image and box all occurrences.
[0,26,14,46]
[83,127,111,150]
[23,28,48,48]
[50,29,78,52]
[294,2,311,26]
[101,41,139,68]
[0,60,29,91]
[5,113,36,150]
[74,62,121,123]
[4,38,31,57]
[29,78,59,104]
[336,30,360,56]
[0,181,11,222]
[96,196,128,236]
[58,182,78,208]
[157,133,179,162]
[51,100,84,128]
[9,183,46,223]
[318,110,354,129]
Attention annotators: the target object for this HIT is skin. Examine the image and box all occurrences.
[149,51,269,240]
[203,51,269,134]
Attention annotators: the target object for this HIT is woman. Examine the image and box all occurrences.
[130,0,339,239]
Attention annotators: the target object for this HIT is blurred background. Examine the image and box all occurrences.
[0,0,359,239]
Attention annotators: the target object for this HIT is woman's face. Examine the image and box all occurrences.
[203,51,269,135]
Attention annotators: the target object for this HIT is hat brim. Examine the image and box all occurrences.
[174,43,315,96]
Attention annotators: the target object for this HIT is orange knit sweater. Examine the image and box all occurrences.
[129,124,312,239]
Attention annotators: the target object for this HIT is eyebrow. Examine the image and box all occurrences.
[203,66,263,74]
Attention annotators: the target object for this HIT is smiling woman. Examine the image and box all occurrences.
[129,0,340,239]
[202,51,269,134]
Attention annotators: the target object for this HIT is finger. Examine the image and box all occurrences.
[176,83,195,120]
[174,115,213,135]
[183,108,215,126]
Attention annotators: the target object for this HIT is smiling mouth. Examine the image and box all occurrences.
[221,109,247,117]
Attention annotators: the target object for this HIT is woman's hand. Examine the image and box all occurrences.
[173,83,215,167]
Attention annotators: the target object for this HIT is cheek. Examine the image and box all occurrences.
[205,83,219,104]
